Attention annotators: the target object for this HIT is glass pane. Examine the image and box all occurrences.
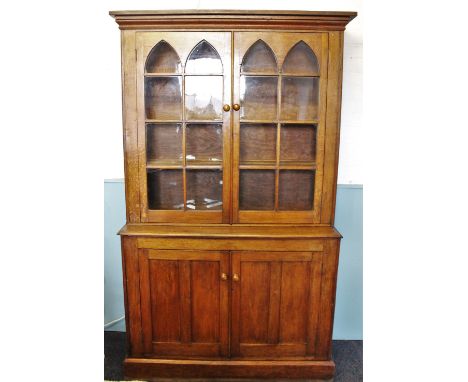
[146,41,181,73]
[145,77,182,120]
[186,170,223,210]
[146,123,183,164]
[241,40,277,74]
[239,170,275,210]
[282,41,319,75]
[186,124,223,163]
[281,77,319,121]
[147,169,184,210]
[280,124,316,163]
[185,40,223,74]
[240,76,277,120]
[240,124,276,164]
[185,76,223,120]
[278,170,314,210]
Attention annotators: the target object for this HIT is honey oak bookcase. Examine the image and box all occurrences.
[110,9,356,381]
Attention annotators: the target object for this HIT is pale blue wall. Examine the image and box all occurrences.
[104,180,363,339]
[333,185,363,340]
[104,180,126,331]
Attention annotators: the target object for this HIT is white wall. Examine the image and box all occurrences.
[100,0,362,184]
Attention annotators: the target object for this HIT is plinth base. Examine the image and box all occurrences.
[124,357,335,380]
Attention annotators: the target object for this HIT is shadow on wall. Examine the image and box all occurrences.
[103,180,363,339]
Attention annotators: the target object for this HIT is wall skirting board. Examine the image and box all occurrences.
[104,180,363,339]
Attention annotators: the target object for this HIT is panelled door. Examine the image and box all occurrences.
[137,249,325,359]
[138,250,229,358]
[232,32,329,223]
[136,32,232,223]
[134,31,329,224]
[231,251,324,358]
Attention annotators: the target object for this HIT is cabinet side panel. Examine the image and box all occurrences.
[316,239,340,359]
[122,237,143,355]
[321,31,344,224]
[121,30,141,222]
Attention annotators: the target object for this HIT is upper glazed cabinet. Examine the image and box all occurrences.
[132,31,335,224]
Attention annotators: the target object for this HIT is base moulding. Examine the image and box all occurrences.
[124,357,335,380]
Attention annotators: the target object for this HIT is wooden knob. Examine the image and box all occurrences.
[221,273,228,281]
[232,104,240,111]
[223,104,231,112]
[232,273,240,282]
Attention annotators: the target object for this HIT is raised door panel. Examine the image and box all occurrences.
[136,32,232,223]
[231,251,324,359]
[232,32,329,224]
[138,249,229,358]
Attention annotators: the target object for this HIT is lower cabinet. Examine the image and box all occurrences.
[121,233,340,379]
[132,247,331,360]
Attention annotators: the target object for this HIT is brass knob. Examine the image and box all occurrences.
[221,273,228,281]
[232,104,240,111]
[223,104,231,112]
[232,273,240,282]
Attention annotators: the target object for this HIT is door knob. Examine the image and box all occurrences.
[223,104,231,112]
[232,104,240,111]
[221,273,228,281]
[232,273,240,282]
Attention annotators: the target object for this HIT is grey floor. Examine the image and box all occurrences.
[104,332,362,382]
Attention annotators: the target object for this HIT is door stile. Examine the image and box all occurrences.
[230,251,241,356]
[306,252,324,355]
[136,42,149,222]
[267,261,282,344]
[312,32,329,223]
[231,33,241,223]
[138,249,153,353]
[222,33,233,223]
[178,260,192,343]
[219,251,230,357]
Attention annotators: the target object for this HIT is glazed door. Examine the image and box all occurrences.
[232,32,329,223]
[231,251,323,358]
[136,32,232,223]
[138,250,229,358]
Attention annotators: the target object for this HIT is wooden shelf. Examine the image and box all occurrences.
[279,161,317,170]
[147,160,222,170]
[239,161,316,170]
[240,120,277,124]
[146,160,182,169]
[185,120,223,124]
[186,163,222,169]
[281,72,320,77]
[239,160,276,170]
[146,119,181,124]
[280,120,319,125]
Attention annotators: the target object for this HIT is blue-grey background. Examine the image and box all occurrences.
[104,180,363,339]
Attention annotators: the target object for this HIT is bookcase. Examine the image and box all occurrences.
[110,9,356,380]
